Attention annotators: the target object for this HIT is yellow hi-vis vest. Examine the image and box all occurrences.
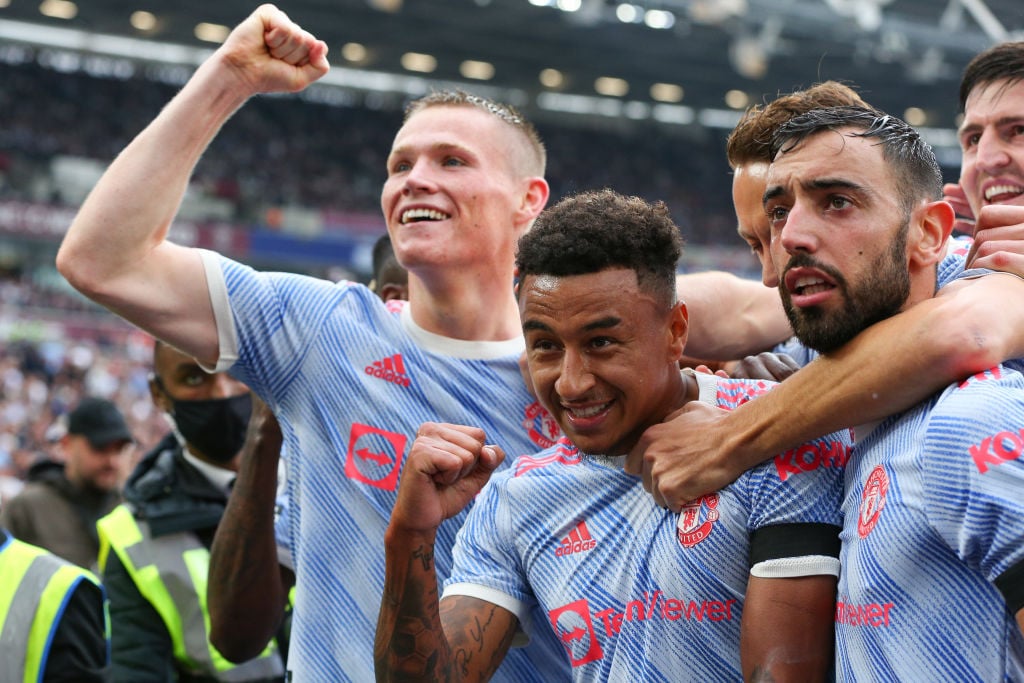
[97,505,284,681]
[0,536,107,683]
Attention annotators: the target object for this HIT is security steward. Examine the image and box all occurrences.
[0,525,109,682]
[97,340,287,682]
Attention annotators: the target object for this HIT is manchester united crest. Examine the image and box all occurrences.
[677,493,720,548]
[857,465,889,538]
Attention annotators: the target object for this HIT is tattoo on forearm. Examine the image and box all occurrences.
[748,666,777,683]
[413,544,434,573]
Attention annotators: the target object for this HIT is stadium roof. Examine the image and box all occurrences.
[1,0,1023,130]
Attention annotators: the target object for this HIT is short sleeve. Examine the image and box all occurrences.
[442,469,535,634]
[202,251,351,404]
[921,369,1024,593]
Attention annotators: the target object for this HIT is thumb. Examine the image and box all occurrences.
[480,445,506,471]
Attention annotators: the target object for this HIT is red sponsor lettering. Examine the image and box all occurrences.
[774,440,851,482]
[958,366,1003,389]
[590,591,737,636]
[835,599,894,628]
[970,427,1024,473]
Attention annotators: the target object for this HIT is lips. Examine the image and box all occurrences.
[784,267,836,306]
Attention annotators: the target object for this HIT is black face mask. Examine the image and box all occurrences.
[169,393,252,464]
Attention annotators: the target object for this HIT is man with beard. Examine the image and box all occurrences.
[96,341,288,681]
[629,68,1024,510]
[1,396,133,568]
[763,105,1024,679]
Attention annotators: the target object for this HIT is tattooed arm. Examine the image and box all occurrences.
[209,400,294,661]
[375,423,518,683]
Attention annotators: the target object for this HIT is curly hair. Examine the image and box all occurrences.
[515,189,683,308]
[726,81,867,169]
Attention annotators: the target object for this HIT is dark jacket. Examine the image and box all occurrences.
[0,459,119,569]
[101,434,285,683]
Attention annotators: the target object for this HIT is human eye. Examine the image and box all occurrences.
[1011,124,1024,139]
[529,337,558,353]
[960,132,980,150]
[589,336,616,351]
[766,204,788,225]
[442,156,466,168]
[827,195,852,211]
[181,372,205,387]
[388,158,411,175]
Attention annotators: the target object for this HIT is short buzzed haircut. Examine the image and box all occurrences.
[404,90,546,175]
[727,81,868,169]
[516,188,683,309]
[959,41,1024,111]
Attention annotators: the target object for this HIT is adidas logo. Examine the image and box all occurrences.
[365,353,411,388]
[555,520,597,557]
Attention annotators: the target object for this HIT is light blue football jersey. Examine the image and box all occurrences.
[445,375,849,681]
[205,252,569,682]
[837,365,1024,681]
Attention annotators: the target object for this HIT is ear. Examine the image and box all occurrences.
[149,376,172,414]
[514,177,551,228]
[909,199,955,269]
[667,301,689,362]
[379,283,408,302]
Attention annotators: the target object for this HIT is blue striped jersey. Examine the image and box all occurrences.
[444,375,849,681]
[837,365,1024,681]
[206,253,569,682]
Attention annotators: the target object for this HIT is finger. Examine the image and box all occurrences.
[265,26,315,63]
[479,445,505,471]
[970,252,1024,274]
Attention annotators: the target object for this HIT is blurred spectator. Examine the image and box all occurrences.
[0,58,737,245]
[0,396,133,568]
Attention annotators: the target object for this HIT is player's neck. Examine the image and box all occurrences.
[406,272,521,342]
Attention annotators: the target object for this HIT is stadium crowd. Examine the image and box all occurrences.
[0,58,731,243]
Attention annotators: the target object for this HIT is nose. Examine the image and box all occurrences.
[776,201,818,258]
[554,349,595,401]
[975,129,1011,174]
[402,158,437,195]
[211,374,248,399]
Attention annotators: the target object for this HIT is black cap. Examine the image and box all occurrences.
[67,397,133,449]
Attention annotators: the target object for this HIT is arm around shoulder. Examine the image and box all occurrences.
[676,272,790,360]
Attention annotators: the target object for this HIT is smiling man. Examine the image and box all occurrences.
[56,5,568,680]
[377,189,849,682]
[764,106,1024,680]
